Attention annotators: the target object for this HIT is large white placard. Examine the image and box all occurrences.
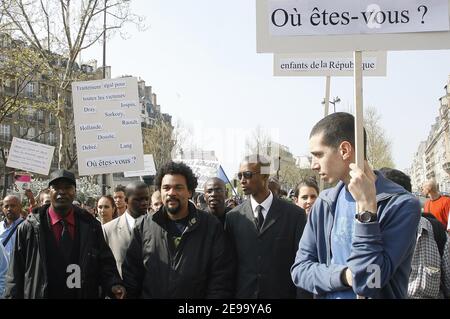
[274,51,387,76]
[6,137,55,175]
[72,77,145,176]
[124,154,157,177]
[178,159,221,192]
[269,0,449,36]
[257,0,450,52]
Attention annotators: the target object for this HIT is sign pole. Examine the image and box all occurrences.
[354,50,366,300]
[319,75,331,191]
[353,51,365,170]
[324,75,331,117]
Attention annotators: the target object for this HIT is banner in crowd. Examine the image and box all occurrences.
[179,159,231,192]
[274,51,386,76]
[6,137,55,175]
[256,0,450,52]
[124,154,157,177]
[72,77,145,175]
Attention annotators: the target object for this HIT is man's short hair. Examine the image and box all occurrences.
[125,181,148,198]
[155,161,198,194]
[379,167,412,192]
[310,112,367,157]
[114,185,126,194]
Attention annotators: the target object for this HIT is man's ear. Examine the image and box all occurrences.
[339,141,353,160]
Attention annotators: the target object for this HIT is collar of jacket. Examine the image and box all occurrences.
[29,204,96,227]
[152,201,201,233]
[318,170,409,209]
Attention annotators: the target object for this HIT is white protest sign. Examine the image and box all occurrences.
[274,51,387,76]
[6,137,55,175]
[178,159,221,192]
[257,0,450,52]
[269,0,449,36]
[124,154,157,177]
[72,77,145,176]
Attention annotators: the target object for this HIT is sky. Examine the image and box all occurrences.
[84,0,450,178]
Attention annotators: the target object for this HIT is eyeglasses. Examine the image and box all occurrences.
[237,171,258,180]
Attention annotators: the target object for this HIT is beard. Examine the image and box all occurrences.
[166,198,181,215]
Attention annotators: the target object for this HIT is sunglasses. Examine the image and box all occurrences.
[237,171,258,180]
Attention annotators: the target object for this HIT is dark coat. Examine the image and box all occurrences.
[3,205,122,299]
[122,203,235,298]
[225,196,307,299]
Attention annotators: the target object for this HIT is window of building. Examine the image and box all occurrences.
[27,127,35,139]
[48,132,56,145]
[0,124,10,138]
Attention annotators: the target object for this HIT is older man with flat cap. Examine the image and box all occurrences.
[4,169,125,299]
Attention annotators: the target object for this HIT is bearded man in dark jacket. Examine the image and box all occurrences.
[122,161,235,298]
[4,169,125,299]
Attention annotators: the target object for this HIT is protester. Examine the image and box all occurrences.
[204,177,229,227]
[0,195,24,260]
[150,190,163,214]
[122,161,234,298]
[226,154,309,298]
[97,195,118,225]
[380,167,450,299]
[4,169,125,299]
[291,112,420,299]
[422,179,450,228]
[113,185,127,216]
[103,181,149,278]
[294,178,320,215]
[0,243,8,298]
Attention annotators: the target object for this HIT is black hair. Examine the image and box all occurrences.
[125,181,148,198]
[310,112,367,158]
[155,161,198,194]
[295,178,320,198]
[379,167,411,192]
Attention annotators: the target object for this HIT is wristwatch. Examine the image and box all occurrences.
[355,211,377,223]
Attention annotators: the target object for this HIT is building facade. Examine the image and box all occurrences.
[411,76,450,193]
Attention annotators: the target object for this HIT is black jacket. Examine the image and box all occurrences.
[226,196,307,299]
[3,205,122,299]
[122,203,235,298]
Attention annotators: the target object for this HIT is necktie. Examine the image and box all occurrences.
[60,219,73,261]
[256,205,264,231]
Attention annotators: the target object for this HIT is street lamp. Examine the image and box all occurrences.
[322,96,341,113]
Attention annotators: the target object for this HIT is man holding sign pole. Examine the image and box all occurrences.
[291,113,421,298]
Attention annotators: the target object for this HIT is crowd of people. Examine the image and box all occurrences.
[0,112,448,299]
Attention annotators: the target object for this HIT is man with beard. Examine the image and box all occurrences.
[103,181,149,277]
[122,161,235,298]
[204,177,229,227]
[4,169,125,299]
[0,195,24,260]
[226,154,309,299]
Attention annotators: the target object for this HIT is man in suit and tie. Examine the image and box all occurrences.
[103,181,149,278]
[226,154,309,299]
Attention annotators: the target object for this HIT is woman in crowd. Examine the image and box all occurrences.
[294,178,319,215]
[96,195,118,224]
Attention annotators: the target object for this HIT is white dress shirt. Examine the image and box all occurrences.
[125,211,136,231]
[250,191,274,220]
